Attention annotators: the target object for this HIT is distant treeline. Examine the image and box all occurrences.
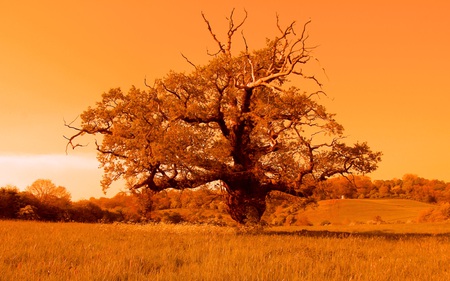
[1,174,450,224]
[0,186,125,223]
[319,174,450,203]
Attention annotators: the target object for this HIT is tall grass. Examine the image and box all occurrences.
[1,220,449,280]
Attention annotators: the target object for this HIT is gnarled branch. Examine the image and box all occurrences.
[202,9,248,56]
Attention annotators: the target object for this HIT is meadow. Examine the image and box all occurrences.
[1,220,449,281]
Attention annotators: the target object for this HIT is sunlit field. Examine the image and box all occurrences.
[1,220,450,280]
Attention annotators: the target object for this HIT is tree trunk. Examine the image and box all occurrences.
[224,179,268,225]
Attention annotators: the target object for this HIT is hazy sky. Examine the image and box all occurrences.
[1,0,449,200]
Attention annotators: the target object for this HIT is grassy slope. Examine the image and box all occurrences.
[301,199,433,225]
[153,199,435,228]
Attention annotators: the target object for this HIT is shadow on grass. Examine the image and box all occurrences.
[265,229,450,240]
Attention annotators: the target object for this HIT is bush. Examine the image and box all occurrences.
[162,212,184,224]
[18,205,39,220]
[293,214,313,226]
[70,201,105,223]
[417,203,450,222]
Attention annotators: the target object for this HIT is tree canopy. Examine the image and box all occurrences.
[66,11,382,224]
[26,179,71,204]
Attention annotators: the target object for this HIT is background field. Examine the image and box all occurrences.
[147,198,438,227]
[299,199,433,224]
[1,219,449,281]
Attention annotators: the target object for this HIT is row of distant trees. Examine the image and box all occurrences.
[0,179,130,222]
[2,174,450,223]
[317,174,450,203]
[0,179,225,223]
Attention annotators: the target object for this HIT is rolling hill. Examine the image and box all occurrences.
[298,199,434,225]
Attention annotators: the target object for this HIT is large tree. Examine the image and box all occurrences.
[26,179,71,204]
[66,11,381,224]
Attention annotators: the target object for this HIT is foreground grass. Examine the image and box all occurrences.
[1,221,449,280]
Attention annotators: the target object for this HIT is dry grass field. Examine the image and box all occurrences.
[1,220,450,281]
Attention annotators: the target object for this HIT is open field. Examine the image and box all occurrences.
[300,199,434,224]
[1,220,450,281]
[275,198,434,226]
[151,198,435,227]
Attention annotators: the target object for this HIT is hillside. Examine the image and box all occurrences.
[151,198,435,227]
[298,199,434,225]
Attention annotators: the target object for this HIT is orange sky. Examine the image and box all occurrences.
[1,0,449,200]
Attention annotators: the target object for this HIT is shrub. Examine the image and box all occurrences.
[293,214,313,226]
[417,203,450,222]
[162,212,184,224]
[18,205,39,220]
[373,215,385,224]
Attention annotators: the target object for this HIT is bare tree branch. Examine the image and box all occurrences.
[181,53,198,70]
[202,9,248,56]
[144,76,154,88]
[201,11,226,54]
[63,117,88,154]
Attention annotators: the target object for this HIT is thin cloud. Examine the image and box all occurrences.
[0,154,98,169]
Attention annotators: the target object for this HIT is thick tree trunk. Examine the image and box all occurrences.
[224,179,268,225]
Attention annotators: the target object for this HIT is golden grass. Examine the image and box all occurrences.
[1,220,450,281]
